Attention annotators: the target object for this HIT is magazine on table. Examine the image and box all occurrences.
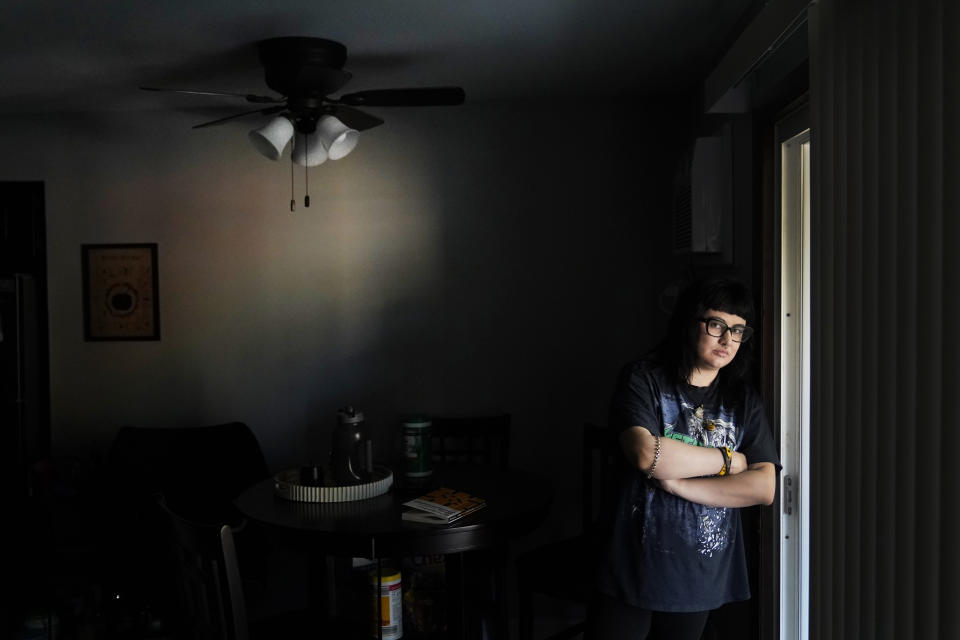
[401,487,486,524]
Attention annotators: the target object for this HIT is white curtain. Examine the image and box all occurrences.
[809,0,959,637]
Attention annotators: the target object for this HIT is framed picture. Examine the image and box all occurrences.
[82,243,160,341]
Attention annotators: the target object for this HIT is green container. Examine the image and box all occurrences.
[402,419,433,478]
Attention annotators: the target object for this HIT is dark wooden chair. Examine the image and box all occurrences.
[515,424,619,640]
[429,413,511,469]
[159,496,251,640]
[419,413,511,638]
[96,422,272,632]
[158,496,347,640]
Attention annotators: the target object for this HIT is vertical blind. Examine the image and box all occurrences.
[809,0,959,638]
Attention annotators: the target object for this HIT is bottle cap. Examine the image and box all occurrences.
[338,405,364,424]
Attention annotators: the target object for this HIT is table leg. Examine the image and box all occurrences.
[323,556,337,618]
[306,551,330,614]
[457,549,509,640]
[446,552,468,640]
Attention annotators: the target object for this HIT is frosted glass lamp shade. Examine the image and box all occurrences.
[291,131,329,167]
[317,115,359,160]
[248,116,294,160]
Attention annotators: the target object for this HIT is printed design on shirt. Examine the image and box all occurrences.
[662,396,737,450]
[656,390,738,557]
[696,507,730,556]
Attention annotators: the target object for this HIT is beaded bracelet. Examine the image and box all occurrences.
[717,446,731,476]
[646,434,661,479]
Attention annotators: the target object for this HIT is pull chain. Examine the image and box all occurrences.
[304,139,310,208]
[289,135,296,212]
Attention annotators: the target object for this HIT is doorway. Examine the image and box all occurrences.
[776,115,810,640]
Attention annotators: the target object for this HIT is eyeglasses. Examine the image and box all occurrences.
[700,317,754,343]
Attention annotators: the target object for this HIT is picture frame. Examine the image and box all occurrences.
[81,243,160,341]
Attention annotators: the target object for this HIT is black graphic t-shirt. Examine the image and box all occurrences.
[596,360,781,612]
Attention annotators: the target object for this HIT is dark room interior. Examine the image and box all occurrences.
[2,1,957,639]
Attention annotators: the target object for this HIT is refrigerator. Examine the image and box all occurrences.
[0,273,45,499]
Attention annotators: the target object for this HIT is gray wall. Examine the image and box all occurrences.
[1,98,688,538]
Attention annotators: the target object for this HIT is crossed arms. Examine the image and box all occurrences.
[619,426,776,508]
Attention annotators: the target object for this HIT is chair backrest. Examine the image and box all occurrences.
[159,496,249,640]
[428,413,511,469]
[581,423,620,534]
[98,422,269,620]
[106,422,269,509]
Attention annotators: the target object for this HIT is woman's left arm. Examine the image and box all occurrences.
[659,461,777,507]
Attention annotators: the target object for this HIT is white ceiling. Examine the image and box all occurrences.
[1,0,756,117]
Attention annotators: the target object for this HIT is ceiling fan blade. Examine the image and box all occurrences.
[192,105,285,129]
[140,86,283,104]
[328,105,384,131]
[336,87,465,107]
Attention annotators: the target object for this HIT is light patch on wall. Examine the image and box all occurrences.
[150,127,447,430]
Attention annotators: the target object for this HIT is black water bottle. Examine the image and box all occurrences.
[331,405,373,485]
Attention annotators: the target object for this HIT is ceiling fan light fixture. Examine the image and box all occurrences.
[291,131,329,167]
[317,114,359,160]
[248,116,294,160]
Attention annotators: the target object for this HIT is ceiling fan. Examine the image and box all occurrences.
[142,36,465,134]
[142,37,465,208]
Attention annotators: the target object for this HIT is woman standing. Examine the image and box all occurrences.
[588,276,780,640]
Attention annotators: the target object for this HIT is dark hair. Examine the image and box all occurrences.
[654,276,757,400]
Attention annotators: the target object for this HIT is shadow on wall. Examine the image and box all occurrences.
[32,97,690,513]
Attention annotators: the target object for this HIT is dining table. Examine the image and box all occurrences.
[234,462,554,638]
